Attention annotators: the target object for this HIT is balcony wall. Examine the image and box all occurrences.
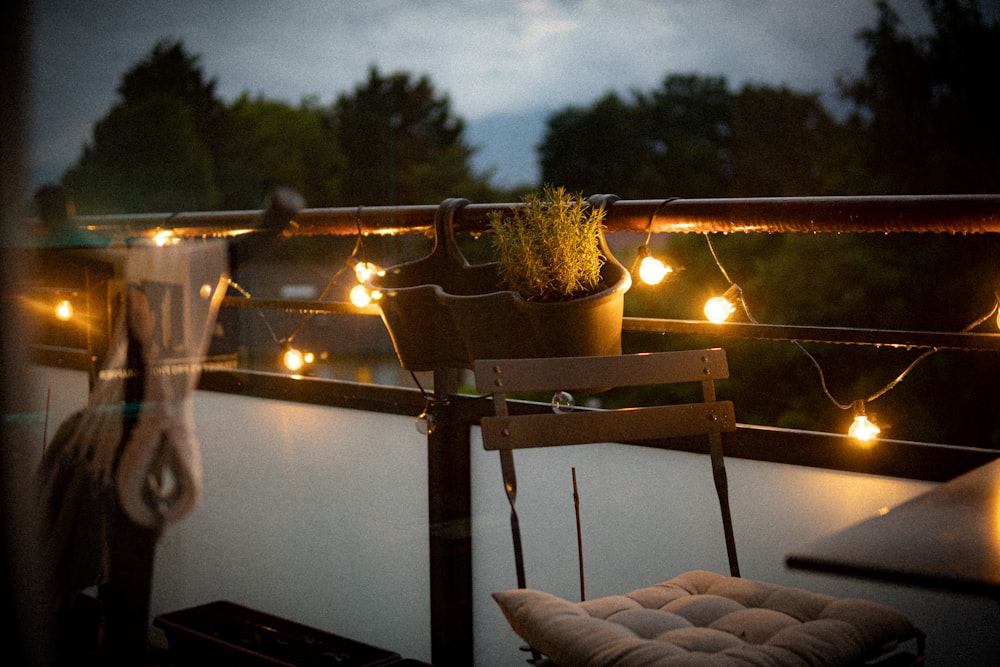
[33,363,1000,665]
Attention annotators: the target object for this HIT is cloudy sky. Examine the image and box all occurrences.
[28,0,942,192]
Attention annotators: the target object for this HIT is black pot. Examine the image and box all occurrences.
[369,196,631,371]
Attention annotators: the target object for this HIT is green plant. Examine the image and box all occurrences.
[488,185,606,302]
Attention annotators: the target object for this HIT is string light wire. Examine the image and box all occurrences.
[225,213,377,369]
[630,198,678,285]
[703,233,1000,415]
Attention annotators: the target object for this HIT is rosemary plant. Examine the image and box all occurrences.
[488,186,606,302]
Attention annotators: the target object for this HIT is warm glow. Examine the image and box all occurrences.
[350,284,373,308]
[638,255,672,285]
[199,283,213,299]
[55,299,73,321]
[704,295,736,323]
[283,347,306,372]
[353,261,381,284]
[153,230,175,247]
[849,414,881,443]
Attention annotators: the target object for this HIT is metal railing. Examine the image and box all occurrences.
[31,194,1000,665]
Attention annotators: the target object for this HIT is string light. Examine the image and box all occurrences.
[54,299,74,321]
[636,246,673,285]
[704,284,742,323]
[152,229,176,247]
[848,400,880,443]
[632,197,678,286]
[349,258,382,284]
[282,345,313,372]
[349,283,374,308]
[700,233,997,444]
[225,209,384,374]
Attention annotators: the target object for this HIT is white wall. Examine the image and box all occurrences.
[32,366,1000,665]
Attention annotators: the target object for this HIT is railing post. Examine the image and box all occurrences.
[428,367,473,665]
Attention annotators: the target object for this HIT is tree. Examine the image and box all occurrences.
[539,92,648,198]
[540,75,733,198]
[116,39,221,134]
[635,74,733,197]
[539,74,860,198]
[839,0,1000,193]
[214,94,343,209]
[331,66,494,205]
[62,40,222,213]
[730,85,864,196]
[63,93,219,213]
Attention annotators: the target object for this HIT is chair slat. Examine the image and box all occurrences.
[473,348,728,394]
[481,401,735,451]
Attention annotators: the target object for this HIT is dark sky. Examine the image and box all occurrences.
[27,0,943,190]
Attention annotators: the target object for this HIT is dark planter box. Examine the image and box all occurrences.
[370,197,631,371]
[153,600,400,666]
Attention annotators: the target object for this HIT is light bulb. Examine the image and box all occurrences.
[199,283,213,299]
[638,255,671,285]
[350,284,373,308]
[282,347,305,372]
[353,261,380,284]
[55,299,73,321]
[848,401,880,443]
[153,230,175,247]
[704,285,741,323]
[849,415,881,442]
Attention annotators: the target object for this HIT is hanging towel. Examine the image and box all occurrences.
[36,242,227,607]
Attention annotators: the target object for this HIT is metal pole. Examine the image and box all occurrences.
[73,195,1000,239]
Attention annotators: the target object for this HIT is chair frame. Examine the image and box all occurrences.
[474,348,742,592]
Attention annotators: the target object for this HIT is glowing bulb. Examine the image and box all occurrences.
[704,285,741,323]
[199,283,213,299]
[638,255,672,285]
[849,415,881,442]
[353,261,381,284]
[704,296,736,323]
[350,284,373,308]
[152,230,175,247]
[55,299,73,321]
[283,347,305,372]
[848,400,880,443]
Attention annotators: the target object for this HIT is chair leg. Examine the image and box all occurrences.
[708,434,740,577]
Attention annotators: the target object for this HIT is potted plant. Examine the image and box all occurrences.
[369,187,631,371]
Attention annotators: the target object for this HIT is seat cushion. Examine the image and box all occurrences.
[492,570,921,666]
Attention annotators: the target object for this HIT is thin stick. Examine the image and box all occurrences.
[572,466,585,601]
[42,387,51,452]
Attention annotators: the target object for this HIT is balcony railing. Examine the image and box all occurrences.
[26,195,1000,665]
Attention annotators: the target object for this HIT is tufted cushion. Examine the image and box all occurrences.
[492,570,921,666]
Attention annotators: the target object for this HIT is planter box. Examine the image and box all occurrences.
[154,600,400,666]
[370,197,631,371]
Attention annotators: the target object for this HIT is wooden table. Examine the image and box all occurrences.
[786,457,1000,596]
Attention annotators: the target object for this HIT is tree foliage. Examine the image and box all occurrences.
[62,46,494,213]
[331,66,494,205]
[540,75,853,198]
[839,0,1000,193]
[63,92,220,214]
[214,94,343,209]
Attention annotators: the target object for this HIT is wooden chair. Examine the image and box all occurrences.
[476,349,924,666]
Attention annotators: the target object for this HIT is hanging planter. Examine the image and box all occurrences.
[369,190,631,371]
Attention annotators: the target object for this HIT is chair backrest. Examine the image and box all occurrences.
[474,348,741,591]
